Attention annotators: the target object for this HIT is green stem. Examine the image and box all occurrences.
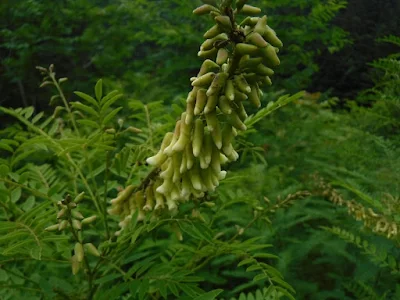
[49,72,80,137]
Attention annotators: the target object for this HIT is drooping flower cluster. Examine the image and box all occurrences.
[108,0,283,234]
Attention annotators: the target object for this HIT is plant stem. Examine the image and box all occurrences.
[49,72,80,137]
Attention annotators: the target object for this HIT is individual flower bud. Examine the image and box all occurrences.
[67,202,77,209]
[240,4,261,15]
[57,208,67,219]
[110,185,136,205]
[84,243,101,257]
[210,146,221,174]
[204,94,219,114]
[71,210,84,220]
[233,88,248,101]
[172,113,192,152]
[255,64,274,76]
[127,126,143,133]
[72,219,82,230]
[248,84,261,108]
[234,100,248,120]
[254,15,267,35]
[107,205,122,216]
[73,192,85,203]
[206,72,229,97]
[71,255,80,275]
[164,121,181,156]
[214,15,232,31]
[82,215,97,225]
[156,178,173,195]
[263,25,283,48]
[225,79,235,101]
[259,46,280,67]
[58,220,69,231]
[234,75,251,94]
[216,48,229,65]
[194,89,207,115]
[185,142,195,170]
[198,47,218,59]
[204,24,223,39]
[218,95,232,114]
[180,152,187,174]
[193,4,219,16]
[235,43,259,56]
[201,33,228,51]
[105,128,116,134]
[160,160,174,179]
[246,32,268,48]
[197,59,220,76]
[228,110,247,131]
[192,72,216,87]
[74,243,85,262]
[189,164,203,191]
[154,186,165,210]
[205,110,219,132]
[44,224,60,232]
[143,186,154,211]
[146,132,174,166]
[203,131,213,165]
[259,76,272,86]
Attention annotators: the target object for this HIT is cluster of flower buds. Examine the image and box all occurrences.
[45,193,100,274]
[108,0,283,234]
[45,193,97,232]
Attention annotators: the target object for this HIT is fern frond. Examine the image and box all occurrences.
[343,280,385,300]
[322,226,399,274]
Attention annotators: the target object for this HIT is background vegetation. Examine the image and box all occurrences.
[0,0,399,299]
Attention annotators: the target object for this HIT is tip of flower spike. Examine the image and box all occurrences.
[218,170,227,180]
[146,156,157,166]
